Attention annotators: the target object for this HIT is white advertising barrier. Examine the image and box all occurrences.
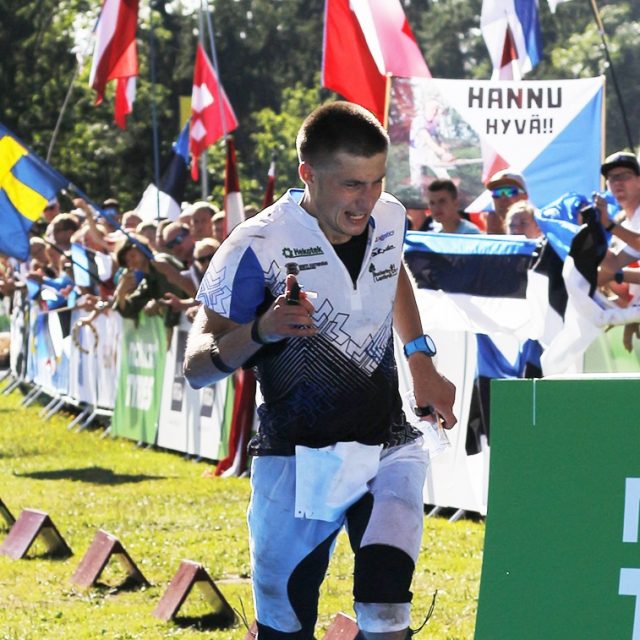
[156,314,228,460]
[94,310,122,410]
[28,306,69,397]
[68,309,99,407]
[396,328,489,515]
[69,309,122,410]
[9,289,29,379]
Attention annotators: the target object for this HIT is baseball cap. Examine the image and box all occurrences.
[485,169,527,193]
[600,151,640,178]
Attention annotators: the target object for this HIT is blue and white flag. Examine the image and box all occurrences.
[481,0,542,80]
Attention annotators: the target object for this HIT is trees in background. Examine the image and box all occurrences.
[1,0,637,210]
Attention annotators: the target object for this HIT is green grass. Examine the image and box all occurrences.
[0,383,484,639]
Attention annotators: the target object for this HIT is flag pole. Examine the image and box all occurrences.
[148,2,162,220]
[198,3,209,198]
[47,17,99,163]
[203,2,229,141]
[589,0,634,150]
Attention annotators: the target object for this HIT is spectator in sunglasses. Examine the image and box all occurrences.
[191,238,220,286]
[485,169,529,234]
[161,222,195,267]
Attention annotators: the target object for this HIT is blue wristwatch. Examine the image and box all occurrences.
[403,334,437,359]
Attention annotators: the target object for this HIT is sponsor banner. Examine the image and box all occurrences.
[156,315,228,460]
[387,76,604,209]
[476,377,640,639]
[111,314,166,444]
[95,310,121,410]
[9,288,29,379]
[68,310,98,407]
[29,309,69,397]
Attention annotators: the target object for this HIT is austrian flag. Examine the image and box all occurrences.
[190,44,238,180]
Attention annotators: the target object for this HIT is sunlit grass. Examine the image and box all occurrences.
[0,383,483,639]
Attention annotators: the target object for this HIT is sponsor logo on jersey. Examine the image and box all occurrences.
[369,262,398,282]
[371,243,395,257]
[282,245,324,259]
[375,230,395,242]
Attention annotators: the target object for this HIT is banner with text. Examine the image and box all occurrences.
[387,76,604,210]
[111,314,166,444]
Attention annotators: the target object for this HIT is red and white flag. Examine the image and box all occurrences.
[322,0,430,123]
[223,137,244,237]
[262,153,276,209]
[89,0,139,129]
[190,44,238,180]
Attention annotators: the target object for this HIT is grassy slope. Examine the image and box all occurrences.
[0,386,484,639]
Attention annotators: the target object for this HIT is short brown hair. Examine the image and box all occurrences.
[296,101,388,166]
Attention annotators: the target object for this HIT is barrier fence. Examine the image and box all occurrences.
[3,286,639,511]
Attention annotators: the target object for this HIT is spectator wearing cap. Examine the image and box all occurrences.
[597,152,640,276]
[183,201,218,241]
[135,220,158,250]
[112,234,195,329]
[485,170,529,234]
[595,151,640,351]
[101,197,122,232]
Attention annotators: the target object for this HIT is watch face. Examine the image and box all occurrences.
[422,335,436,354]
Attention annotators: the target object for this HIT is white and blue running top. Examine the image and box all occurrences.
[196,189,419,456]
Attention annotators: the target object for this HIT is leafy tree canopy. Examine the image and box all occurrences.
[0,0,637,210]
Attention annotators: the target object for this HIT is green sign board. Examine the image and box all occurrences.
[476,377,640,640]
[111,314,166,444]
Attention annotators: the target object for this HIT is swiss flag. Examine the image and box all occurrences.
[190,44,238,180]
[322,0,430,123]
[89,0,139,129]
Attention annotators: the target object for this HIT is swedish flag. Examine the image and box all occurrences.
[0,124,68,260]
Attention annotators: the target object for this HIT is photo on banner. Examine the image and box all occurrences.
[386,76,604,211]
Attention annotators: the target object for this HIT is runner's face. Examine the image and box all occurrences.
[300,151,386,244]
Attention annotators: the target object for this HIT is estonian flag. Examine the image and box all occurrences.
[136,120,190,221]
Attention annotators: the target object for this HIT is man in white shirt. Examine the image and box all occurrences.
[596,151,640,351]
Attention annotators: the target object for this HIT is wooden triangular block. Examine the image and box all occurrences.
[0,498,15,529]
[243,619,258,639]
[0,509,72,559]
[70,529,150,589]
[322,612,359,640]
[152,560,235,625]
